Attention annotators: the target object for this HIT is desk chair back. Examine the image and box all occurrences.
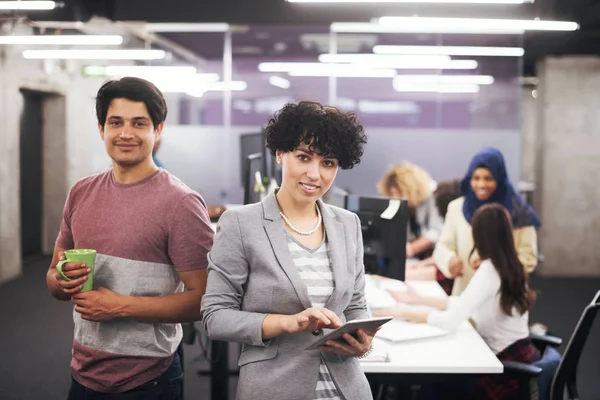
[551,290,600,400]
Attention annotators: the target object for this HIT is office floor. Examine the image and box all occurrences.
[0,258,598,400]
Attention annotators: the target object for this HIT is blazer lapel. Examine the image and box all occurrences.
[262,192,312,310]
[319,199,347,311]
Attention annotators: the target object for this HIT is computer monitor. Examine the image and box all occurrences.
[244,153,266,205]
[240,132,265,186]
[344,195,409,281]
[264,148,282,187]
[240,131,282,187]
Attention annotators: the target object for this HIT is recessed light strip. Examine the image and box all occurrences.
[373,45,524,57]
[0,35,123,45]
[0,1,56,10]
[23,49,167,60]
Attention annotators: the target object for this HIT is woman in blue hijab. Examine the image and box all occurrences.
[433,147,540,295]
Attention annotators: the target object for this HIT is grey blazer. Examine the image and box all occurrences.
[201,192,372,400]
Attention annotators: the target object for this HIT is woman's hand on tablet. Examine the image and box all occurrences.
[319,328,379,357]
[285,307,342,334]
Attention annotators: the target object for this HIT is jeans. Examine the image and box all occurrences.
[66,353,183,400]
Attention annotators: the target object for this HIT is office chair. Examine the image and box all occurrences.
[505,290,600,400]
[502,333,563,400]
[551,290,600,400]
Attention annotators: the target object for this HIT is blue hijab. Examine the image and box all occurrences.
[461,148,541,229]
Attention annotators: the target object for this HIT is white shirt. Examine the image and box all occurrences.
[433,197,538,296]
[427,259,530,354]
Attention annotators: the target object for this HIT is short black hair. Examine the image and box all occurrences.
[264,101,367,170]
[95,77,168,129]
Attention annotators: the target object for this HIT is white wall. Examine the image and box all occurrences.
[0,45,103,282]
[334,128,521,197]
[534,57,600,277]
[141,125,522,205]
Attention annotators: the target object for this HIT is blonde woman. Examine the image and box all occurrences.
[378,162,443,280]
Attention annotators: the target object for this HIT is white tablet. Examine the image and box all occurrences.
[305,316,393,350]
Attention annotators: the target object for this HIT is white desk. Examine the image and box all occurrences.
[209,213,502,376]
[361,280,503,375]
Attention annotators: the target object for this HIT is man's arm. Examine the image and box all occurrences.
[120,269,207,323]
[71,268,207,323]
[46,246,90,301]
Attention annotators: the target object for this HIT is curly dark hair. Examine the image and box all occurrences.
[264,101,367,170]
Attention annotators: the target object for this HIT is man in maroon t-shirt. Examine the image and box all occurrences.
[45,77,213,399]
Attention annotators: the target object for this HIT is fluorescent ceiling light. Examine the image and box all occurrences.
[317,53,479,69]
[83,65,199,78]
[269,76,291,89]
[318,53,450,63]
[377,16,579,34]
[259,60,476,73]
[394,74,494,84]
[288,69,396,77]
[0,1,56,10]
[333,22,525,34]
[373,45,524,57]
[206,81,247,91]
[145,23,230,32]
[259,62,397,77]
[0,35,123,45]
[358,100,420,115]
[394,82,481,93]
[289,0,531,3]
[159,80,247,93]
[23,49,166,60]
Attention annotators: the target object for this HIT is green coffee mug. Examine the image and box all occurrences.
[55,249,97,293]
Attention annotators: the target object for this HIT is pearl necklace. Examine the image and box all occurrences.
[280,205,322,236]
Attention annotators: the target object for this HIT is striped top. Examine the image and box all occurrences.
[286,234,343,400]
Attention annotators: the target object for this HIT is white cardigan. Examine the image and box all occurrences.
[433,197,538,296]
[427,259,530,354]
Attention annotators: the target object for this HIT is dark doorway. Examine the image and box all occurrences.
[20,90,45,261]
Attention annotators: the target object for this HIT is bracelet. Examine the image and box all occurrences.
[358,344,374,359]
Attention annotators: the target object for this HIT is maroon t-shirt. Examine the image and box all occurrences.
[56,169,213,393]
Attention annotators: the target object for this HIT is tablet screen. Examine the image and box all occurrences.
[305,316,393,350]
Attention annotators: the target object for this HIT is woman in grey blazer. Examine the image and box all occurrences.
[201,101,375,400]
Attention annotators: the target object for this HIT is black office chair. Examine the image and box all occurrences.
[502,333,563,400]
[505,290,600,400]
[551,290,600,400]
